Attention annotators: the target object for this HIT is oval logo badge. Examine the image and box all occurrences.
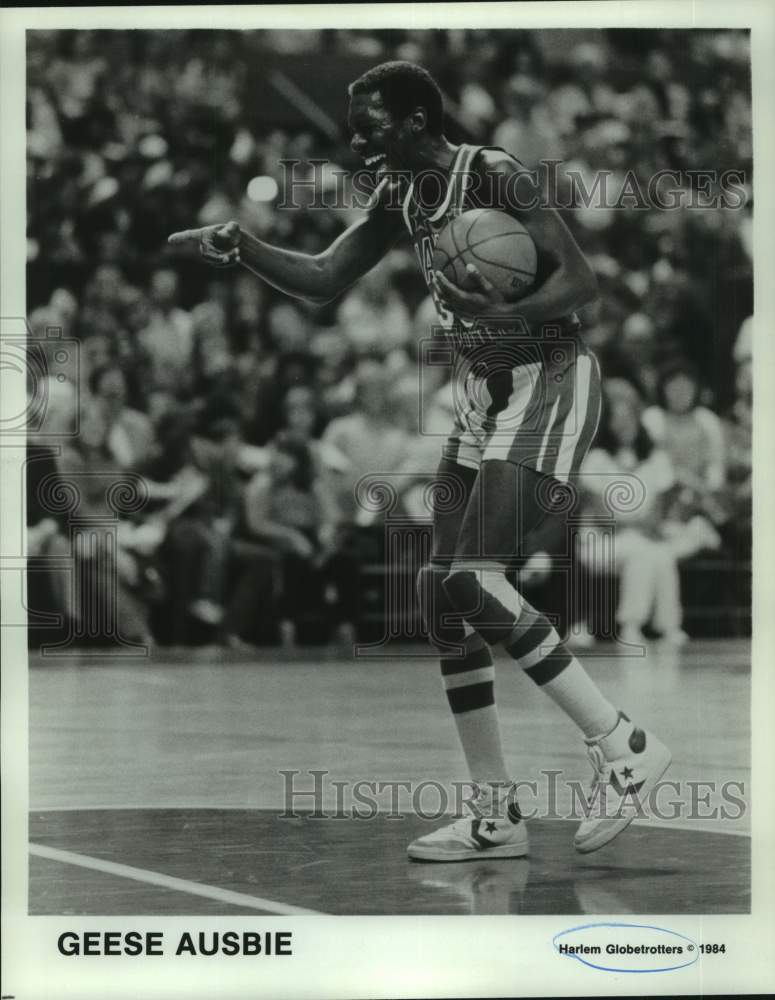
[553,922,699,973]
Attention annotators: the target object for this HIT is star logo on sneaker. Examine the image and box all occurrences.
[574,721,672,853]
[485,821,497,833]
[609,768,645,796]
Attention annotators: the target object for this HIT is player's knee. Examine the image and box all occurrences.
[443,561,524,644]
[441,565,480,614]
[417,562,463,649]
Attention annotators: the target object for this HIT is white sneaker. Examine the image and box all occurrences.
[407,784,528,862]
[574,712,672,854]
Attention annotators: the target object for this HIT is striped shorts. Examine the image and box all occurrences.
[442,339,602,483]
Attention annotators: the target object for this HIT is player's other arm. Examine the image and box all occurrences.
[435,151,598,328]
[505,174,598,325]
[168,193,404,305]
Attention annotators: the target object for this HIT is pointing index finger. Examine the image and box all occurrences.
[167,228,205,245]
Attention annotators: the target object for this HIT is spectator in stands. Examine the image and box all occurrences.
[577,381,687,647]
[619,312,659,401]
[136,268,194,395]
[190,299,232,385]
[642,361,725,554]
[321,359,411,527]
[281,384,319,440]
[456,55,498,140]
[81,264,126,317]
[26,378,78,646]
[278,384,346,526]
[721,357,752,552]
[56,397,153,646]
[310,328,357,425]
[163,415,245,639]
[336,265,412,356]
[88,364,158,474]
[238,431,338,643]
[493,73,563,169]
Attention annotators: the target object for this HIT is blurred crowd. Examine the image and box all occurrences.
[25,28,753,648]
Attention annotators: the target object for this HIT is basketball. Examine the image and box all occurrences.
[432,208,538,299]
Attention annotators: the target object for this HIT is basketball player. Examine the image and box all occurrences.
[169,61,671,860]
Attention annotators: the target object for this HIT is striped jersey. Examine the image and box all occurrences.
[400,143,581,364]
[395,144,601,483]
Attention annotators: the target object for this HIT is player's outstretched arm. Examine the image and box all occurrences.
[168,195,404,304]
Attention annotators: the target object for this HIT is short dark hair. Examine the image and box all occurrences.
[655,360,701,409]
[595,389,654,462]
[348,61,444,135]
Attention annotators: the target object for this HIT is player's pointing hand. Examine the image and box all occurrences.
[168,221,242,267]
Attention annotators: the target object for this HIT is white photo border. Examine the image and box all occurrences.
[2,3,774,998]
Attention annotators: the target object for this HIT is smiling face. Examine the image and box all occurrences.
[347,90,418,175]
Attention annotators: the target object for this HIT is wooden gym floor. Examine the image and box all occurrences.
[28,639,750,915]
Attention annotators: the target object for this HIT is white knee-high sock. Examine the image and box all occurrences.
[446,560,624,747]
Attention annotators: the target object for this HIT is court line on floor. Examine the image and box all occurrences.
[29,843,326,915]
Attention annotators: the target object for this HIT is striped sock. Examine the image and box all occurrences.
[441,633,510,784]
[503,611,618,740]
[443,560,618,742]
